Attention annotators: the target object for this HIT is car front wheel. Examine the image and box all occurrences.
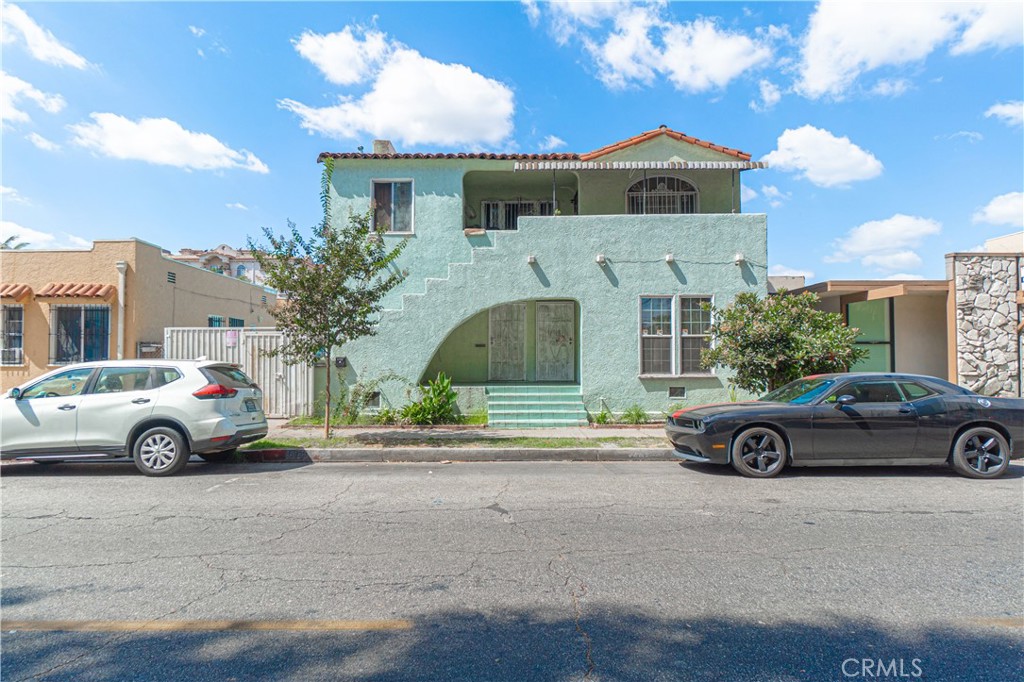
[731,427,788,478]
[133,427,190,477]
[951,427,1009,479]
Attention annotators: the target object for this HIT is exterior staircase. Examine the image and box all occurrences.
[486,385,588,429]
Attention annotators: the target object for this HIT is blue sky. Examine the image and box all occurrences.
[2,1,1022,282]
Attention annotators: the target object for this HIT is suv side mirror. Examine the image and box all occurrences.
[835,394,856,408]
[8,387,21,400]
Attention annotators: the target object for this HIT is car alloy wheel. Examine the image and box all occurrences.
[731,427,788,478]
[132,426,190,477]
[952,427,1009,479]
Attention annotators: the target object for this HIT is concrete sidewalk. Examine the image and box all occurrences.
[266,418,666,441]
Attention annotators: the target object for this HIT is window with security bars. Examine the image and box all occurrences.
[679,296,712,374]
[228,317,244,327]
[482,200,555,230]
[208,315,226,328]
[1,305,24,365]
[49,305,110,365]
[626,176,697,215]
[640,297,673,374]
[372,181,413,233]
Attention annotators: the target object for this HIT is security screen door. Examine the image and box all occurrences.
[536,302,575,381]
[488,303,526,381]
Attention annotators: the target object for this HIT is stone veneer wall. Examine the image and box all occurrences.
[949,254,1022,397]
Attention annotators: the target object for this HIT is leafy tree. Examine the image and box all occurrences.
[701,291,867,395]
[249,158,408,437]
[1,235,28,250]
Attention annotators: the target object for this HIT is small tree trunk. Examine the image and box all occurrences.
[323,376,332,439]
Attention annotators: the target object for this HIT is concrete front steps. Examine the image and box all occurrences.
[487,384,588,429]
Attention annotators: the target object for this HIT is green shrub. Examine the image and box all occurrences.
[591,409,612,425]
[621,404,649,425]
[373,406,399,425]
[401,372,462,425]
[335,371,407,425]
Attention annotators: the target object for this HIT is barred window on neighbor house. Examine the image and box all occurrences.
[678,296,713,374]
[228,317,244,328]
[1,305,25,366]
[482,200,555,230]
[49,305,110,365]
[372,180,413,233]
[208,315,226,328]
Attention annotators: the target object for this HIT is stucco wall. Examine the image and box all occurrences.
[1,239,274,390]
[334,213,768,414]
[893,294,948,379]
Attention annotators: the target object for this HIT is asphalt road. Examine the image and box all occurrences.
[2,459,1022,681]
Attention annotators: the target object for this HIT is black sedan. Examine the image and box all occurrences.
[666,373,1023,478]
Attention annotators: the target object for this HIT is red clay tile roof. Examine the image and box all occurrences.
[580,126,751,161]
[0,283,33,301]
[37,282,117,299]
[319,126,751,163]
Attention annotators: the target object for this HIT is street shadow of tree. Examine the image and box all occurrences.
[3,608,1021,682]
[0,460,311,477]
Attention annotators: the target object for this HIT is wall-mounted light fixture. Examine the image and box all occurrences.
[665,254,675,263]
[527,255,537,265]
[734,252,746,266]
[595,254,607,265]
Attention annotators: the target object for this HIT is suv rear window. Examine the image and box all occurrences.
[203,365,255,388]
[153,367,183,387]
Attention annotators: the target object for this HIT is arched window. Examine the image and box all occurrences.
[236,264,247,279]
[626,176,697,215]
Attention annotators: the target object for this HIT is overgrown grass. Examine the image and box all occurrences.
[243,435,665,450]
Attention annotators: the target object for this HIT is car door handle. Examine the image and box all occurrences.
[131,398,151,404]
[58,404,76,411]
[898,406,914,414]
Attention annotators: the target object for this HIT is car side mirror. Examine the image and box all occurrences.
[835,394,856,408]
[8,387,21,400]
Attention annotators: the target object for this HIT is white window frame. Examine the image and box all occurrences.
[1,304,25,366]
[480,199,555,230]
[625,174,700,215]
[637,294,715,377]
[371,178,415,235]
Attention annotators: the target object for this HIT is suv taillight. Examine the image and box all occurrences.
[193,383,238,399]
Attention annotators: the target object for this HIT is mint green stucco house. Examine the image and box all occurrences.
[321,126,768,427]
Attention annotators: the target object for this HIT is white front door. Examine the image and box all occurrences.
[489,303,526,381]
[536,302,575,382]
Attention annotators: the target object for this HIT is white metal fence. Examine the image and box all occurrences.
[163,327,314,417]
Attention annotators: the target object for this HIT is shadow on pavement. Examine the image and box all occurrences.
[0,459,311,477]
[2,609,1021,681]
[680,461,1024,479]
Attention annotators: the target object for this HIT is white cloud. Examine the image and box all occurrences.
[826,214,941,272]
[984,101,1024,127]
[539,134,567,151]
[26,131,61,151]
[188,25,206,38]
[1,2,90,68]
[0,71,65,128]
[280,44,514,148]
[69,113,269,173]
[935,130,983,143]
[226,202,248,211]
[796,2,1023,100]
[740,184,758,202]
[293,25,390,86]
[1,185,29,204]
[769,264,814,278]
[760,184,791,208]
[1,220,88,249]
[972,192,1024,228]
[868,78,910,97]
[749,79,781,112]
[883,273,926,281]
[530,2,772,93]
[762,125,883,188]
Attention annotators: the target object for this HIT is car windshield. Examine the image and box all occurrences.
[759,377,836,404]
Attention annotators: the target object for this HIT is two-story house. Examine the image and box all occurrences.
[321,126,768,427]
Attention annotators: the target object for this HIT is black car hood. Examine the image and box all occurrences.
[673,401,797,420]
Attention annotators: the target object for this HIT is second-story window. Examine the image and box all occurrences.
[373,180,413,233]
[626,176,697,214]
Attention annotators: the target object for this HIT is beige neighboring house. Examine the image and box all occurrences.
[0,239,276,390]
[789,232,1024,397]
[172,244,266,284]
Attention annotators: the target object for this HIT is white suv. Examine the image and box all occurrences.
[0,359,268,476]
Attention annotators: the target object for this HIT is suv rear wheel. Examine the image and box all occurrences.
[133,426,190,477]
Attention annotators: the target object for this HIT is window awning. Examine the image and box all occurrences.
[513,160,768,172]
[37,282,117,300]
[0,283,33,303]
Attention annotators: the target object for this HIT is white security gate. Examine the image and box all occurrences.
[163,327,314,417]
[489,303,526,381]
[536,301,575,381]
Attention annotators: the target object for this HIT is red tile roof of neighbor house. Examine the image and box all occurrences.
[0,283,33,301]
[37,282,117,299]
[317,126,751,162]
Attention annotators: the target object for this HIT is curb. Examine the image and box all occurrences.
[243,447,676,463]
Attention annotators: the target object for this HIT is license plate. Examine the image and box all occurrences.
[244,399,259,412]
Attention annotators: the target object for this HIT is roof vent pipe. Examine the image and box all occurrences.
[373,140,397,155]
